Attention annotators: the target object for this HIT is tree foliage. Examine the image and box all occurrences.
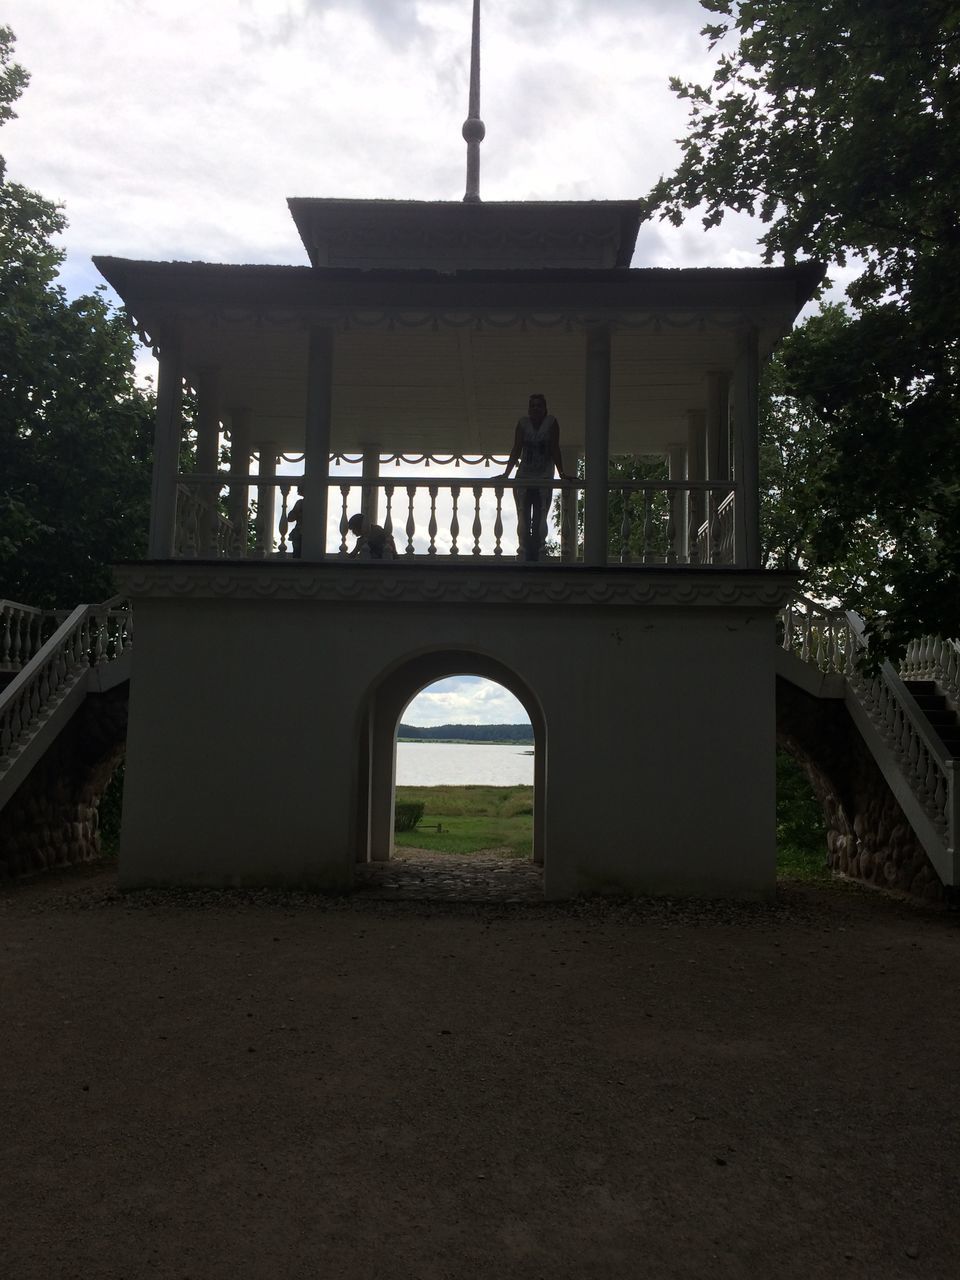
[645,0,960,656]
[0,27,155,608]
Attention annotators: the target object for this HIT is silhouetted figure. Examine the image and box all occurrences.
[502,392,571,561]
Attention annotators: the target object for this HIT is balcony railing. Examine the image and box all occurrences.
[171,474,741,566]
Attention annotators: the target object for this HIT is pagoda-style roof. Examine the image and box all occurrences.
[286,198,644,270]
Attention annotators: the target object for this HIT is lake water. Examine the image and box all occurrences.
[396,741,534,786]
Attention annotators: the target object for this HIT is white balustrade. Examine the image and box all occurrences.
[175,482,243,558]
[901,634,960,712]
[781,596,957,853]
[0,598,132,765]
[172,473,742,565]
[0,601,60,672]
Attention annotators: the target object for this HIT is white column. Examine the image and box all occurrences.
[732,327,761,568]
[148,331,183,559]
[255,443,278,556]
[667,442,688,562]
[196,367,221,557]
[686,408,706,562]
[583,325,611,566]
[302,325,334,560]
[705,371,730,481]
[361,446,380,526]
[228,408,253,555]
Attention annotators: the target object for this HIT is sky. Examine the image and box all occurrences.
[0,0,800,728]
[2,0,774,305]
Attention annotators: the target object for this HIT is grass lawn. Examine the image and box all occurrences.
[394,785,533,859]
[394,781,831,881]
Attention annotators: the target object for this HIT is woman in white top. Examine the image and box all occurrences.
[502,393,572,561]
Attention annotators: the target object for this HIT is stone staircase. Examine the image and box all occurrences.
[0,598,132,817]
[902,680,960,757]
[779,601,959,893]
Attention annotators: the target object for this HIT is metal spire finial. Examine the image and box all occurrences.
[462,0,485,203]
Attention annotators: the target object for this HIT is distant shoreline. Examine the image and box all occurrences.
[398,738,531,746]
[398,723,533,746]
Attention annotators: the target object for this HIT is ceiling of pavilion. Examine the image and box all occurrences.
[94,256,824,458]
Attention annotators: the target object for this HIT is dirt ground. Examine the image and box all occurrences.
[1,860,959,1280]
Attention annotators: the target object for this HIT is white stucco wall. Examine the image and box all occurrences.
[117,564,794,898]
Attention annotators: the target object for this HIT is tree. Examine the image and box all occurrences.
[759,304,896,601]
[0,27,156,608]
[645,0,960,657]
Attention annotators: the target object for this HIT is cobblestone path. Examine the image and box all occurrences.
[353,849,544,901]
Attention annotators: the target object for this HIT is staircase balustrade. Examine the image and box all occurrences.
[901,634,960,712]
[781,597,958,873]
[0,598,132,767]
[0,601,61,673]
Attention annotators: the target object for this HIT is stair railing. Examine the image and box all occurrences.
[780,596,958,874]
[0,601,61,673]
[900,635,960,712]
[0,597,132,765]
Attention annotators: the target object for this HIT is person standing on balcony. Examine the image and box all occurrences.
[502,393,572,562]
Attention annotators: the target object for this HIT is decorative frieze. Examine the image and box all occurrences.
[113,562,797,610]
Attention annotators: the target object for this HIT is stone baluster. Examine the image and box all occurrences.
[933,761,947,828]
[405,486,417,555]
[277,483,291,555]
[709,493,722,564]
[472,486,483,556]
[619,489,632,564]
[931,637,944,683]
[945,645,960,705]
[915,636,928,678]
[666,490,678,566]
[687,495,701,565]
[891,701,904,749]
[844,621,856,676]
[872,680,887,732]
[449,485,460,557]
[815,626,826,670]
[919,743,935,808]
[927,637,938,683]
[800,615,812,665]
[1,609,10,667]
[427,485,439,554]
[911,638,924,680]
[383,485,395,542]
[908,729,921,783]
[781,603,793,653]
[338,486,351,555]
[493,485,504,556]
[915,637,927,678]
[642,491,656,564]
[38,648,52,704]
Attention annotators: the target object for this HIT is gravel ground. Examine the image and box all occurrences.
[1,862,959,1280]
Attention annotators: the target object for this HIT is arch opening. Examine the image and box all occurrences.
[357,651,546,898]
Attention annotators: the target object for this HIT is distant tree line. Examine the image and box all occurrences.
[398,723,534,743]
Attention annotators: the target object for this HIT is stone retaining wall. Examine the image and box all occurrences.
[776,678,945,903]
[0,684,129,879]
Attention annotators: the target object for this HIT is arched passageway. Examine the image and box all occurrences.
[356,651,546,893]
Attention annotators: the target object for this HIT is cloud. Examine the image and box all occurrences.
[2,0,744,302]
[403,676,530,727]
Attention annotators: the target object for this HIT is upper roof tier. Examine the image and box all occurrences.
[287,198,643,270]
